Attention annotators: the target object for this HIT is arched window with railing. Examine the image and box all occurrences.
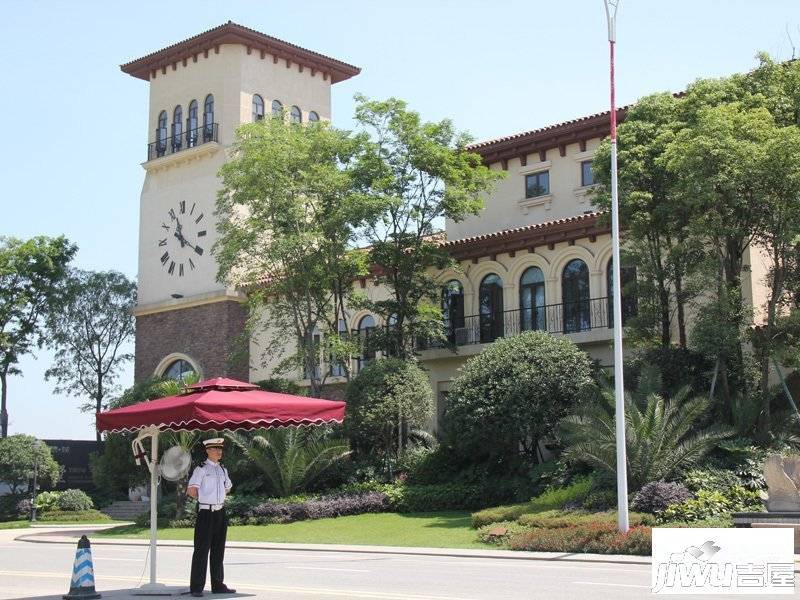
[308,111,320,123]
[442,280,465,344]
[606,259,638,327]
[187,99,198,147]
[172,105,183,152]
[562,259,590,333]
[252,94,264,121]
[272,99,283,118]
[520,267,546,332]
[156,111,168,157]
[290,105,302,124]
[356,315,376,371]
[479,274,504,343]
[203,94,214,141]
[163,359,195,382]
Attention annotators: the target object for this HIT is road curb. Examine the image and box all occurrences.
[15,530,651,566]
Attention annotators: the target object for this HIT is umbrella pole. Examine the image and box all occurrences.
[149,430,159,585]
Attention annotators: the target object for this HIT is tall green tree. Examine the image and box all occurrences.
[215,117,371,395]
[45,269,136,441]
[353,96,503,359]
[593,93,702,348]
[0,434,61,495]
[0,236,76,437]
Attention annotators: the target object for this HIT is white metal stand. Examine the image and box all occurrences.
[131,427,188,596]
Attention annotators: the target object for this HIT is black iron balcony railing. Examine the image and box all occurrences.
[148,123,219,161]
[419,296,636,350]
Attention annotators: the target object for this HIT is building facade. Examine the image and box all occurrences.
[129,24,772,432]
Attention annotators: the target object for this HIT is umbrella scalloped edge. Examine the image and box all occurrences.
[99,416,344,434]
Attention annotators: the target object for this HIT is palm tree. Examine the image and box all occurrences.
[227,426,351,497]
[561,370,734,490]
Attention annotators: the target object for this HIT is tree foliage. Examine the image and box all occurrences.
[344,357,433,463]
[215,116,370,394]
[353,96,503,359]
[0,434,61,495]
[444,331,593,469]
[45,269,136,440]
[0,235,76,437]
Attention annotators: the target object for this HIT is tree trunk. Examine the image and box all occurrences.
[0,369,8,438]
[674,271,688,348]
[658,282,671,347]
[96,372,103,443]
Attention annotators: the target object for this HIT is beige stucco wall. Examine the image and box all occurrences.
[137,44,333,308]
[447,139,602,241]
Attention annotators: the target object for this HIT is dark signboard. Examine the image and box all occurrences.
[43,439,100,490]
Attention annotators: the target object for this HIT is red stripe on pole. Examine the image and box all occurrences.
[609,40,616,141]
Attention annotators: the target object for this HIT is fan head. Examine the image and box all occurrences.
[159,446,192,481]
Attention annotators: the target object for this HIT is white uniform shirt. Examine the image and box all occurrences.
[187,459,232,505]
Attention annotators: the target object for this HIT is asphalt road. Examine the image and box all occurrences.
[0,535,796,600]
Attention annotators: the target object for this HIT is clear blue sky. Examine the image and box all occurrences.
[2,0,798,440]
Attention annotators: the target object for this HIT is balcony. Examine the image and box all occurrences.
[147,123,219,162]
[419,296,635,351]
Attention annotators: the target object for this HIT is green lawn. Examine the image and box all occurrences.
[0,520,30,530]
[98,511,489,549]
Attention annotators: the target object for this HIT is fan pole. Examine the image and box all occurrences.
[149,431,159,585]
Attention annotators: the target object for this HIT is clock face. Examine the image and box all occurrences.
[156,201,207,277]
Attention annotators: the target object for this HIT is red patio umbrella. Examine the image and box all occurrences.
[95,377,346,594]
[96,377,345,433]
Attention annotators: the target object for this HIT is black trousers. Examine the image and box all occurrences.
[190,507,228,592]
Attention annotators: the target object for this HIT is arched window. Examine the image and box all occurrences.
[329,319,348,377]
[272,99,283,118]
[520,267,546,332]
[357,315,376,371]
[308,111,320,123]
[479,274,504,343]
[203,94,214,141]
[442,280,465,344]
[606,259,638,327]
[252,94,264,121]
[172,105,183,152]
[290,106,302,124]
[187,99,198,147]
[562,259,590,333]
[163,359,195,382]
[156,111,168,156]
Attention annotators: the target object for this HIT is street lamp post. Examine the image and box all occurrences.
[603,0,629,533]
[31,440,41,522]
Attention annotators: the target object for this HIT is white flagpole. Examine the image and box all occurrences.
[603,0,629,533]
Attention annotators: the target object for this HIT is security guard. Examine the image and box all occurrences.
[187,438,235,597]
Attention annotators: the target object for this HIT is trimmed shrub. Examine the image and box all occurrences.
[517,510,655,529]
[681,468,741,493]
[34,491,61,513]
[661,486,762,523]
[247,491,390,525]
[15,498,32,518]
[529,478,593,512]
[507,522,652,555]
[38,509,112,523]
[632,481,692,514]
[57,489,94,512]
[445,332,593,469]
[345,359,433,459]
[472,502,534,529]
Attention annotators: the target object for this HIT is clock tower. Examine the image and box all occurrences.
[123,22,360,382]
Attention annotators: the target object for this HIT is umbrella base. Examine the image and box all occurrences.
[132,583,188,596]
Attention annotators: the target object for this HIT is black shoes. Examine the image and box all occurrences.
[190,592,203,598]
[212,586,236,594]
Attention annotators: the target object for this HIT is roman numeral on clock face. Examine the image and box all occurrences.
[194,246,204,256]
[195,212,204,224]
[190,202,196,216]
[197,230,207,237]
[161,251,169,265]
[179,201,186,214]
[189,258,196,270]
[169,208,176,221]
[158,238,167,247]
[168,261,175,275]
[179,263,184,277]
